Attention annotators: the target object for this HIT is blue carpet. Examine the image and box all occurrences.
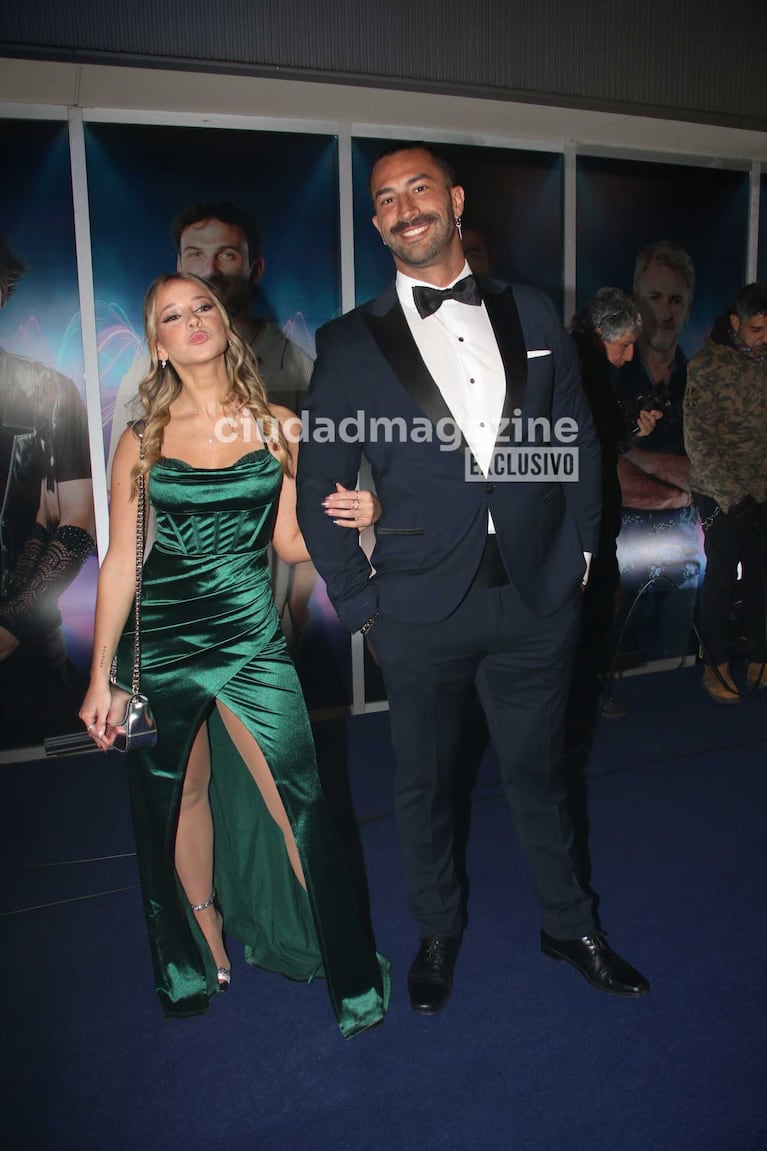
[2,665,767,1150]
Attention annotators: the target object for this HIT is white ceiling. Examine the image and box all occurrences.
[2,58,767,165]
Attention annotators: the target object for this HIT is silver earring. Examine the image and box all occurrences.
[456,216,463,240]
[160,358,167,369]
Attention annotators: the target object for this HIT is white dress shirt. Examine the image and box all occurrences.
[396,262,506,477]
[396,262,506,532]
[395,265,591,580]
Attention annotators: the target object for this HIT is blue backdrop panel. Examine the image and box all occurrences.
[84,123,350,709]
[0,118,96,753]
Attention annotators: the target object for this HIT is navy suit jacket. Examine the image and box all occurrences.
[296,278,602,633]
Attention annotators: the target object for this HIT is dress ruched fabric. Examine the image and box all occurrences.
[115,448,389,1037]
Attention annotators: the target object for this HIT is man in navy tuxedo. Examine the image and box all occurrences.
[297,144,648,1013]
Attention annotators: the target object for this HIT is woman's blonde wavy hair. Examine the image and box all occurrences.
[130,272,291,494]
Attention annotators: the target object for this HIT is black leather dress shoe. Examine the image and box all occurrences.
[541,930,650,997]
[407,935,461,1014]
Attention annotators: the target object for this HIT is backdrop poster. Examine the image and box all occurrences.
[0,118,97,755]
[352,138,564,703]
[84,123,350,708]
[576,155,750,665]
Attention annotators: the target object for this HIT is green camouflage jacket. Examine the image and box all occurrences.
[683,337,767,511]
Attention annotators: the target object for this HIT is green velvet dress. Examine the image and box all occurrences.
[116,448,389,1037]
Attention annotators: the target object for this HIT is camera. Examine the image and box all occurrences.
[620,382,672,437]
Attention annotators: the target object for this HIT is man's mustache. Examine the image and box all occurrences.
[390,212,441,236]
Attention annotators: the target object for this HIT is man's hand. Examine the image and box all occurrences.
[635,409,663,437]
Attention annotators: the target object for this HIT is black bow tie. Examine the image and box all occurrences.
[412,274,482,319]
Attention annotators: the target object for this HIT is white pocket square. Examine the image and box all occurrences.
[527,349,552,359]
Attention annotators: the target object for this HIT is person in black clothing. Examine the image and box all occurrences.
[571,288,660,717]
[684,283,767,703]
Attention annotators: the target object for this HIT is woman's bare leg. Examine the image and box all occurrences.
[216,700,306,889]
[174,722,231,972]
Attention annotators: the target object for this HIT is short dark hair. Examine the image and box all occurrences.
[170,201,262,263]
[733,281,767,323]
[369,142,457,197]
[0,234,27,300]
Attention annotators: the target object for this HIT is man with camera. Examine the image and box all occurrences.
[684,283,767,703]
[570,288,660,717]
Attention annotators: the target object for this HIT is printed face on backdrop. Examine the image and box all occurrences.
[177,218,264,317]
[731,311,767,351]
[601,331,637,367]
[635,260,692,354]
[370,149,465,278]
[154,279,229,369]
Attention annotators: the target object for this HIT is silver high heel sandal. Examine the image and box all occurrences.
[190,888,232,990]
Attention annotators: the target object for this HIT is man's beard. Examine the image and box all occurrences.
[734,334,767,361]
[205,273,252,318]
[386,210,456,269]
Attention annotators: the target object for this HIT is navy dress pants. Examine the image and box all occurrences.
[370,580,596,941]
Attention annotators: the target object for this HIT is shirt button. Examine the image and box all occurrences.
[458,336,465,342]
[485,482,495,493]
[469,378,475,384]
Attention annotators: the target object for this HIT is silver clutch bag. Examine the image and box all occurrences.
[110,692,158,753]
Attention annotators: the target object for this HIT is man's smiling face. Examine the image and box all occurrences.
[370,149,465,279]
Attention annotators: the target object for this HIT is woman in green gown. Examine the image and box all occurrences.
[79,273,389,1037]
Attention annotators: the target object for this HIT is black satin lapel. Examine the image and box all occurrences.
[482,286,528,437]
[363,304,469,455]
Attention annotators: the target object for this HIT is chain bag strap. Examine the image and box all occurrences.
[109,424,158,752]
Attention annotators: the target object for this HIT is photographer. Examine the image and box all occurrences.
[571,288,659,717]
[684,282,767,703]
